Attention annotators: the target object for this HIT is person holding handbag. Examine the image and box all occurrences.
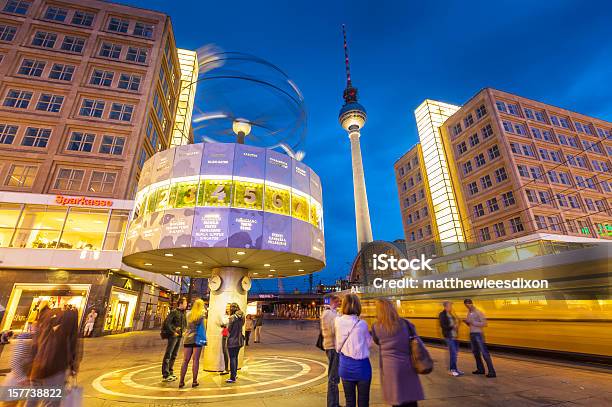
[334,293,372,407]
[372,299,424,407]
[179,299,207,388]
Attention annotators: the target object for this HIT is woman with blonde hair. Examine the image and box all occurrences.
[179,299,207,388]
[372,298,424,407]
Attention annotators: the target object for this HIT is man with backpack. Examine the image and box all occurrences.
[161,297,187,382]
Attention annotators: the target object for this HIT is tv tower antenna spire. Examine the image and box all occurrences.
[342,24,358,104]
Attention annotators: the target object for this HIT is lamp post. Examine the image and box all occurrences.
[232,119,251,144]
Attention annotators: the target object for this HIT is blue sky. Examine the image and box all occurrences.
[123,0,612,291]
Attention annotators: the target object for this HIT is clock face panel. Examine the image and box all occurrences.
[209,275,222,291]
[241,276,252,291]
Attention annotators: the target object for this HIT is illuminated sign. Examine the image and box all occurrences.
[55,195,113,207]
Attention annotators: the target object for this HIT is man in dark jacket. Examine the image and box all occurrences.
[161,297,187,382]
[439,301,464,376]
[225,303,245,383]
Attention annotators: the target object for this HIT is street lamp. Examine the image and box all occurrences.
[232,119,251,144]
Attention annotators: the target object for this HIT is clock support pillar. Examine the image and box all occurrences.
[203,267,249,372]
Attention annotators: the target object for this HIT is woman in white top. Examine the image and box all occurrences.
[334,294,372,407]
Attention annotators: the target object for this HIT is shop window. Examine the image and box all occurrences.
[10,204,67,248]
[59,208,109,250]
[0,203,22,247]
[103,210,129,250]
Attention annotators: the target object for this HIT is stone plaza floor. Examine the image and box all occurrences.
[1,320,610,406]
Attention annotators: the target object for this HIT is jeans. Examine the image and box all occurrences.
[341,378,371,407]
[162,336,182,378]
[470,333,495,374]
[222,336,229,371]
[326,349,340,407]
[446,338,458,371]
[245,330,251,346]
[228,346,240,380]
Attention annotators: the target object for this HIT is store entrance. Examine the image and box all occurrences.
[111,301,129,332]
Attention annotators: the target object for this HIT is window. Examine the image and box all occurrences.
[584,198,595,211]
[146,117,159,150]
[530,166,542,180]
[524,108,534,120]
[109,103,133,121]
[49,63,74,81]
[538,191,551,204]
[35,94,63,112]
[61,36,85,53]
[53,168,84,191]
[79,99,105,118]
[481,124,493,139]
[126,47,147,63]
[514,123,527,135]
[3,89,32,108]
[517,165,529,177]
[88,171,116,193]
[510,217,524,233]
[99,43,122,59]
[534,111,545,122]
[138,149,147,168]
[44,6,67,21]
[595,200,607,213]
[468,182,478,195]
[469,133,479,147]
[21,127,50,147]
[550,151,561,163]
[474,153,485,167]
[118,73,141,91]
[503,120,513,133]
[462,160,472,175]
[31,31,57,48]
[134,22,153,38]
[548,171,559,183]
[535,215,547,230]
[0,24,17,41]
[3,0,30,14]
[17,59,45,77]
[541,130,553,142]
[99,135,125,155]
[502,191,515,207]
[507,103,520,115]
[488,145,500,160]
[452,123,462,136]
[592,160,610,172]
[556,194,568,207]
[476,104,487,119]
[457,141,467,154]
[494,167,507,182]
[522,144,535,157]
[526,189,537,203]
[464,114,474,128]
[474,203,485,217]
[493,222,505,238]
[531,128,541,139]
[480,175,492,189]
[495,101,507,113]
[568,195,580,209]
[480,227,491,242]
[72,11,94,27]
[539,148,550,161]
[90,70,114,87]
[486,198,499,212]
[5,164,36,187]
[559,118,570,128]
[559,172,571,185]
[550,115,560,126]
[0,124,17,144]
[67,132,94,152]
[108,17,129,33]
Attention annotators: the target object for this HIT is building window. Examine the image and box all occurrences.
[474,153,485,167]
[126,47,147,63]
[0,24,17,41]
[559,172,571,185]
[108,17,129,33]
[72,11,94,27]
[21,127,50,147]
[538,191,551,204]
[31,31,57,48]
[138,149,147,168]
[476,104,487,119]
[502,120,513,133]
[548,170,559,183]
[90,70,114,87]
[67,132,94,152]
[517,165,529,177]
[493,222,505,238]
[535,215,547,230]
[502,191,515,207]
[3,0,30,14]
[559,118,570,128]
[3,89,32,108]
[568,195,580,209]
[462,160,472,175]
[464,114,474,128]
[556,194,568,207]
[526,189,537,203]
[468,133,479,147]
[495,101,506,113]
[109,103,133,121]
[17,59,45,77]
[530,166,542,180]
[548,216,561,232]
[480,227,491,242]
[99,135,125,155]
[5,164,36,187]
[494,167,507,182]
[509,217,524,233]
[60,36,85,53]
[480,175,492,189]
[44,6,67,21]
[507,104,520,116]
[456,141,467,154]
[88,171,116,193]
[488,145,500,160]
[474,203,485,217]
[79,99,105,118]
[584,198,595,211]
[99,43,122,59]
[49,63,74,81]
[514,123,527,135]
[521,144,535,157]
[486,197,499,212]
[524,108,534,120]
[133,22,154,38]
[452,123,462,136]
[468,182,478,195]
[118,73,141,91]
[53,168,84,191]
[539,148,550,161]
[0,124,17,144]
[35,94,63,112]
[481,124,493,139]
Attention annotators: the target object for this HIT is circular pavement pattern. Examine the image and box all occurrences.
[91,356,327,401]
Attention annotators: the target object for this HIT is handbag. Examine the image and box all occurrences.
[195,319,207,346]
[403,319,433,374]
[315,331,325,351]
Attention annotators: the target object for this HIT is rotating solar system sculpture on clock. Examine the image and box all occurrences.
[122,51,325,371]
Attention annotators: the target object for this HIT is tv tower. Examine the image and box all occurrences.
[338,25,373,251]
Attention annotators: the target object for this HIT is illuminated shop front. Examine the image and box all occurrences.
[103,285,139,333]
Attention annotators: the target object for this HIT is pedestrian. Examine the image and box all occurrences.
[335,293,372,407]
[320,294,341,407]
[439,301,463,377]
[253,312,263,343]
[220,325,230,375]
[161,297,187,382]
[3,325,36,394]
[83,308,98,337]
[244,315,254,346]
[225,303,245,384]
[179,299,207,388]
[463,299,496,378]
[372,298,424,407]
